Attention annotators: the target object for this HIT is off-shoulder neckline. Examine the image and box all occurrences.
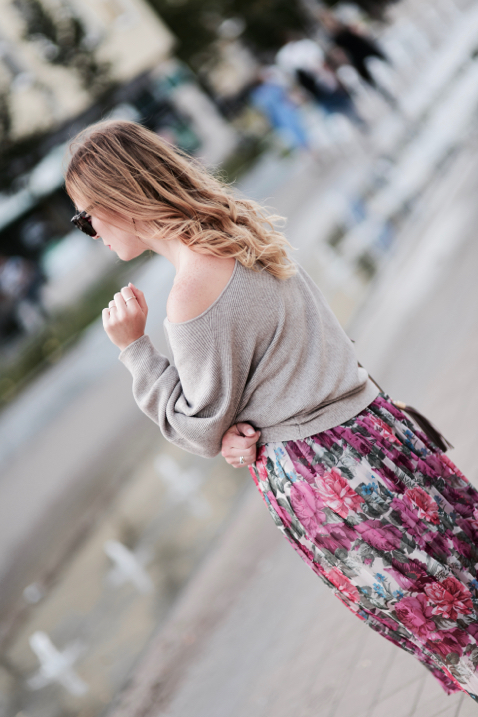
[164,259,239,328]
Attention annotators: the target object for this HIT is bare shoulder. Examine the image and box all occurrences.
[167,256,236,324]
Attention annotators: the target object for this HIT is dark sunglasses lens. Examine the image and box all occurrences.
[71,214,96,237]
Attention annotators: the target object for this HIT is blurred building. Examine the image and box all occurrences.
[0,0,173,137]
[0,0,237,344]
[0,0,235,158]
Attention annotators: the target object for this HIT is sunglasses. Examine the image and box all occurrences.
[71,210,97,237]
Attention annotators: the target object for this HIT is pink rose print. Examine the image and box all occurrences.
[451,534,472,560]
[315,468,364,519]
[424,576,473,620]
[394,594,437,639]
[441,453,467,481]
[426,629,470,660]
[386,557,434,593]
[314,523,355,555]
[327,567,360,603]
[466,623,478,641]
[369,414,401,444]
[384,566,416,592]
[404,487,440,525]
[423,530,451,559]
[254,449,269,483]
[355,519,402,552]
[266,491,292,529]
[328,522,356,551]
[464,517,478,544]
[289,481,325,536]
[390,497,426,548]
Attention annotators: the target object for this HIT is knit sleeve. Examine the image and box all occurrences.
[118,316,247,458]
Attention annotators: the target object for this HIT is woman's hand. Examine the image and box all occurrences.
[221,423,261,468]
[102,282,148,351]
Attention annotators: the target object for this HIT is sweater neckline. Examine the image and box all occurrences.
[164,259,239,328]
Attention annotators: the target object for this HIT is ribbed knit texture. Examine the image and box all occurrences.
[119,261,379,458]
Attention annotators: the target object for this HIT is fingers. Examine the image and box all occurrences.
[230,434,260,450]
[221,422,260,469]
[222,424,260,452]
[223,443,257,468]
[107,289,139,315]
[114,291,126,311]
[128,283,148,315]
[236,422,260,438]
[227,445,257,461]
[106,284,148,316]
[101,287,147,350]
[120,286,136,307]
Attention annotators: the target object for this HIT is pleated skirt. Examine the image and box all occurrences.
[249,393,478,700]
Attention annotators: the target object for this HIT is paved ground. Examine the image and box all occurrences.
[106,131,478,717]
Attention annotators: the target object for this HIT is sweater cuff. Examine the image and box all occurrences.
[119,334,156,374]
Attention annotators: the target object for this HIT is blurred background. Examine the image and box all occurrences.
[1,0,478,715]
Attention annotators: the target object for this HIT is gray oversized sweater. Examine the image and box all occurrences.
[119,260,379,458]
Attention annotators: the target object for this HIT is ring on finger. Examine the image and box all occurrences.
[125,296,135,303]
[239,456,245,465]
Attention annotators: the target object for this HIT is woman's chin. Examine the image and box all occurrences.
[116,248,141,262]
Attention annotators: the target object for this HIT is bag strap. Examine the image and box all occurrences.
[360,363,453,452]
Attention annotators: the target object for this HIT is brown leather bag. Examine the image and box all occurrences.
[362,365,453,452]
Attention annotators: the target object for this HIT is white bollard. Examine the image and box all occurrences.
[103,540,154,594]
[27,631,88,696]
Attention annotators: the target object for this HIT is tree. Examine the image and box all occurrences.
[144,0,399,67]
[145,0,309,68]
[12,0,111,95]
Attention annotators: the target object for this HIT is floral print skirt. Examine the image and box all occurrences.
[249,393,478,700]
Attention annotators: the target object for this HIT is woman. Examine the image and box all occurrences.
[67,119,478,701]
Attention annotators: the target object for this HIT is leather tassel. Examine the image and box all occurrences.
[392,400,454,452]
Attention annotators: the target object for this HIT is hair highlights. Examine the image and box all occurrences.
[65,120,296,279]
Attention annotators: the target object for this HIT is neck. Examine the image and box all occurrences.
[150,236,191,273]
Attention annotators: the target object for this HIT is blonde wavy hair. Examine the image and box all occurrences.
[65,120,296,279]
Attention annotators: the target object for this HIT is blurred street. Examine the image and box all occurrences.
[1,0,478,715]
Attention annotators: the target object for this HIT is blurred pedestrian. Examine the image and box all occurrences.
[276,36,367,129]
[250,66,310,152]
[67,120,478,702]
[319,10,397,107]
